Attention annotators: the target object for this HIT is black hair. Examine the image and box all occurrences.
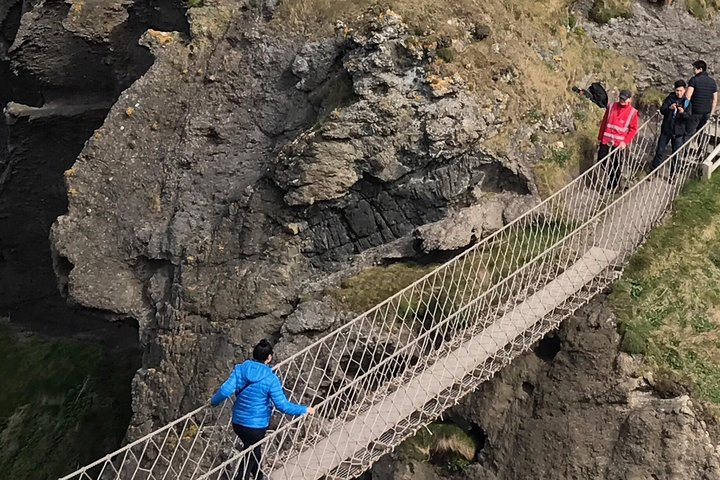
[253,339,273,362]
[674,79,687,89]
[693,60,707,72]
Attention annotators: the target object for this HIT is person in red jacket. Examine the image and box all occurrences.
[597,89,640,189]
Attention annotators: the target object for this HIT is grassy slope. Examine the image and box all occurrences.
[400,422,478,472]
[686,0,720,19]
[611,175,720,404]
[330,221,576,315]
[0,323,136,480]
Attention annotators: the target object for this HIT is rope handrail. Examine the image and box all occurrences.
[61,108,720,480]
[201,112,672,479]
[219,114,716,479]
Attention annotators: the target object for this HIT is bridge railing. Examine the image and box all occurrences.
[202,112,668,480]
[60,112,674,480]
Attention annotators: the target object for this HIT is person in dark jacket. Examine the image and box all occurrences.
[684,59,718,140]
[211,339,315,480]
[651,80,692,172]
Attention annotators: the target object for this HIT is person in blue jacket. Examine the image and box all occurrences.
[211,339,315,480]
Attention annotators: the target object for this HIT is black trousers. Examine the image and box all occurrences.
[232,424,267,480]
[651,132,684,174]
[685,112,711,142]
[597,143,622,189]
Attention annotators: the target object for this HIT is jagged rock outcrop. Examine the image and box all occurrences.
[372,297,720,479]
[44,3,534,436]
[271,13,512,206]
[414,192,539,252]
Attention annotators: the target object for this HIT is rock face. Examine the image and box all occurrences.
[44,3,534,436]
[0,0,186,340]
[579,0,720,89]
[271,13,514,207]
[372,297,720,480]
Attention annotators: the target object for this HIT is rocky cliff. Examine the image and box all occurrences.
[581,0,720,89]
[2,0,720,477]
[43,1,537,437]
[0,0,188,335]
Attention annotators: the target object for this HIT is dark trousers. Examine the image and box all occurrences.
[232,424,267,480]
[651,132,684,173]
[597,143,622,189]
[685,112,711,142]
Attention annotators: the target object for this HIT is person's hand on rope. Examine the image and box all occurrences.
[306,406,316,415]
[617,141,627,150]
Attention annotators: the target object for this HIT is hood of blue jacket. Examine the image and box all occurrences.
[238,359,272,384]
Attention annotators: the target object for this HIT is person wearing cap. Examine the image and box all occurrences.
[210,339,315,480]
[597,89,640,189]
[684,59,717,141]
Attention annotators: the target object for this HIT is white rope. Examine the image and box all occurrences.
[60,112,720,480]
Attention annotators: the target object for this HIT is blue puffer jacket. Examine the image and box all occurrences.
[210,360,307,428]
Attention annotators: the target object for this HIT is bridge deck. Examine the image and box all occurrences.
[270,245,618,480]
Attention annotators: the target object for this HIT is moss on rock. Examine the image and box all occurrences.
[637,88,667,111]
[401,422,477,466]
[0,323,137,480]
[589,0,633,24]
[687,0,720,19]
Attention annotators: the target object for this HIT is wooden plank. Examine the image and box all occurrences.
[270,246,618,480]
[702,143,720,180]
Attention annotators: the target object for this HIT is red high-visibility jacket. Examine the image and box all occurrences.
[597,102,639,146]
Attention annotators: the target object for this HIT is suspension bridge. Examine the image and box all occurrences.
[60,112,720,480]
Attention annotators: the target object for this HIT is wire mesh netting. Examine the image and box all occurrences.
[60,113,720,480]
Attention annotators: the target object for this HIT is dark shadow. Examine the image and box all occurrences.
[534,333,561,362]
[578,136,598,174]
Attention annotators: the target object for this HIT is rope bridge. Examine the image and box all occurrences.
[60,112,720,480]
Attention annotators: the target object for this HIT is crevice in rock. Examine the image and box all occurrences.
[522,381,535,396]
[0,2,22,51]
[467,421,487,454]
[50,244,74,298]
[307,63,357,124]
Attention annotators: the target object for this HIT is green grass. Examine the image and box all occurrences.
[637,88,667,110]
[330,220,577,336]
[544,146,573,167]
[687,0,720,19]
[589,0,633,23]
[610,175,720,404]
[525,106,543,123]
[0,323,137,480]
[329,263,439,313]
[436,48,455,63]
[400,422,477,470]
[532,101,604,197]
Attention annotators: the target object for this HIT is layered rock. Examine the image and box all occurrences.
[5,0,720,478]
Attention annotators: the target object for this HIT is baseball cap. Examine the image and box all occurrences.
[618,89,632,101]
